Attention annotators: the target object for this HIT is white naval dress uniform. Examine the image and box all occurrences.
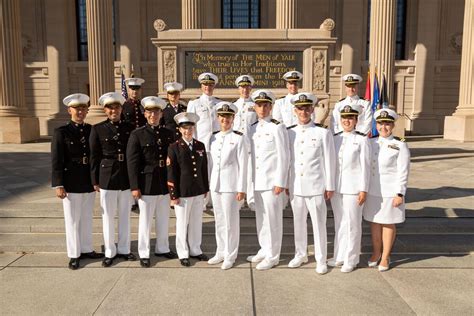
[233,97,257,135]
[330,131,370,266]
[331,96,372,135]
[273,94,316,127]
[363,136,410,224]
[249,117,290,265]
[209,130,248,263]
[187,94,220,152]
[287,122,335,265]
[233,97,256,210]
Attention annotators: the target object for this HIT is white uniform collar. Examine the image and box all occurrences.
[346,95,360,103]
[342,130,356,137]
[200,94,214,103]
[378,135,394,143]
[297,120,314,128]
[259,116,272,123]
[219,129,233,135]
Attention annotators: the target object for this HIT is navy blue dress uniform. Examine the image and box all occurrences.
[122,78,146,129]
[92,92,135,266]
[51,93,103,270]
[167,112,209,266]
[127,96,177,267]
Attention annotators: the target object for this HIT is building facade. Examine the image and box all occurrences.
[0,0,472,142]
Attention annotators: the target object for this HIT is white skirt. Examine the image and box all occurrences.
[363,194,405,224]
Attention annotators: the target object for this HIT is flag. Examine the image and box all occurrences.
[364,69,371,101]
[121,69,128,99]
[379,73,389,109]
[371,72,380,137]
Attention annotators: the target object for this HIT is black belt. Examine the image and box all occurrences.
[103,154,125,162]
[146,160,166,168]
[71,157,89,165]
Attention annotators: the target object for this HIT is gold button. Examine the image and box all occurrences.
[193,168,197,171]
[194,174,197,177]
[193,162,196,165]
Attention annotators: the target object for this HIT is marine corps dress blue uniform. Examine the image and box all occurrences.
[90,92,136,266]
[122,77,147,129]
[51,93,103,269]
[160,82,187,140]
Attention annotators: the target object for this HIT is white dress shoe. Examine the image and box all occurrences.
[368,256,381,267]
[316,263,328,275]
[341,264,355,273]
[378,258,390,272]
[288,256,308,268]
[207,255,224,265]
[221,261,234,270]
[327,258,344,267]
[256,259,277,270]
[246,254,265,263]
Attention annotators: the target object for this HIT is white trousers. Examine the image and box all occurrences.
[100,189,133,258]
[174,194,204,259]
[210,191,241,263]
[62,192,95,258]
[138,194,171,258]
[331,193,363,266]
[290,194,327,264]
[254,190,284,263]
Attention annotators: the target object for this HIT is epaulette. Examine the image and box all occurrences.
[212,130,220,135]
[315,123,327,128]
[278,96,285,99]
[271,119,281,125]
[251,121,258,126]
[334,131,342,136]
[355,131,366,136]
[286,124,297,130]
[338,97,345,102]
[233,130,243,136]
[232,99,239,103]
[394,136,405,142]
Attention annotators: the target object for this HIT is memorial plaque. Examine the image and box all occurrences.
[185,51,303,89]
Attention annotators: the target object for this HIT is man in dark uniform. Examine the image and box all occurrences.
[51,93,104,270]
[127,96,178,268]
[160,82,187,140]
[167,112,209,267]
[122,77,146,129]
[90,92,136,267]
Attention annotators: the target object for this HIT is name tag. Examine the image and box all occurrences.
[388,144,400,150]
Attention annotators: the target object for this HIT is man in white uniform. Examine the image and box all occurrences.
[273,70,304,127]
[208,102,248,270]
[287,92,336,274]
[232,75,257,135]
[331,74,372,135]
[247,89,290,270]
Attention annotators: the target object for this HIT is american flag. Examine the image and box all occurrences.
[121,69,128,99]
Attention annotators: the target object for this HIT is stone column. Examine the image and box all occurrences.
[45,0,70,134]
[444,0,474,141]
[368,0,396,104]
[0,0,40,143]
[182,0,201,29]
[410,0,440,134]
[276,0,297,29]
[86,0,114,121]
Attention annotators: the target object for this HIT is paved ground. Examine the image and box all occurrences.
[0,136,473,315]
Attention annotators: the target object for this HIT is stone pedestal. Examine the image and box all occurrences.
[0,0,39,143]
[85,0,114,123]
[444,0,474,142]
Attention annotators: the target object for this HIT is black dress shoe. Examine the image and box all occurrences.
[154,251,178,259]
[180,258,191,267]
[190,253,208,261]
[102,257,114,267]
[140,258,151,268]
[117,253,137,261]
[68,258,80,270]
[80,251,104,259]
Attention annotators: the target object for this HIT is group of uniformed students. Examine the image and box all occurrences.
[52,70,410,274]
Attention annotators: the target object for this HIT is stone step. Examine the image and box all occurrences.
[0,232,472,254]
[1,216,473,235]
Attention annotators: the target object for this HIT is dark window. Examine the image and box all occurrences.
[222,0,260,29]
[366,0,407,60]
[75,0,118,61]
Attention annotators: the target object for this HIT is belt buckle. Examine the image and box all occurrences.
[159,160,165,167]
[82,157,89,164]
[118,153,125,162]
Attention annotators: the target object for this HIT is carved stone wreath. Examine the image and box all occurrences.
[320,18,335,31]
[154,19,167,32]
